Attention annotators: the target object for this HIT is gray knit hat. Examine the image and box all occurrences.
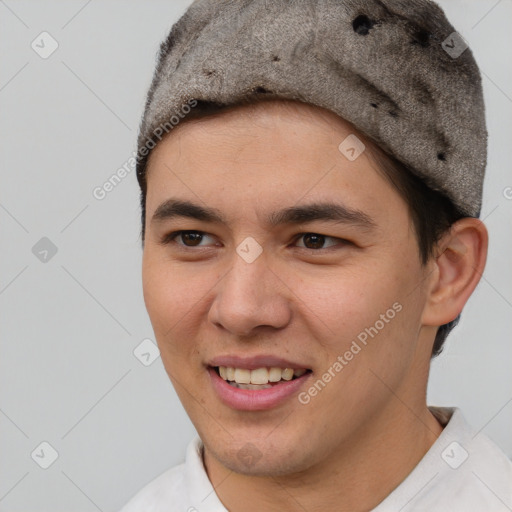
[136,0,487,217]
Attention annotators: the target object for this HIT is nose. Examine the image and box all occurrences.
[208,248,292,337]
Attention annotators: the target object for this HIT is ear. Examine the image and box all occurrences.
[421,218,488,326]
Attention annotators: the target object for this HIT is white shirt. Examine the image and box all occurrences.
[120,407,512,511]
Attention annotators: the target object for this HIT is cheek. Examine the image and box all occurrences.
[142,254,195,343]
[141,252,222,361]
[308,257,423,358]
[307,272,424,410]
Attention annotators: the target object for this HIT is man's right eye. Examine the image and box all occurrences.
[161,230,216,248]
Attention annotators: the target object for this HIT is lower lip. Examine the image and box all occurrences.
[208,367,312,411]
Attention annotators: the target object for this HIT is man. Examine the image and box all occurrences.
[121,0,512,510]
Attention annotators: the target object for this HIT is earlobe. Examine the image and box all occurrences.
[422,218,488,326]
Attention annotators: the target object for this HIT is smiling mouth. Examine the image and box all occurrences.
[212,366,312,390]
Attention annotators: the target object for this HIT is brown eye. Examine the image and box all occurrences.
[162,230,215,247]
[179,231,203,246]
[303,233,325,249]
[295,233,341,250]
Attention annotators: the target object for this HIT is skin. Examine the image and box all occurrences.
[142,99,488,511]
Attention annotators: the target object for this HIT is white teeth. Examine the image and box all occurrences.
[281,368,294,381]
[250,368,269,384]
[217,366,308,385]
[268,367,282,382]
[234,368,251,384]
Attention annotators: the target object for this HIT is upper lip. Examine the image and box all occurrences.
[207,355,311,370]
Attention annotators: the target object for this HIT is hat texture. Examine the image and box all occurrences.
[137,0,487,217]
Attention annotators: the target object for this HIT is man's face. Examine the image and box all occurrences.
[142,100,434,476]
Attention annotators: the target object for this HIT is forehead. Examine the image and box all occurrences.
[171,99,356,141]
[147,99,363,182]
[144,99,408,230]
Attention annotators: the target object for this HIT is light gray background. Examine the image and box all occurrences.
[0,0,511,510]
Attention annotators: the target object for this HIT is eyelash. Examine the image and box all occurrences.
[160,230,349,252]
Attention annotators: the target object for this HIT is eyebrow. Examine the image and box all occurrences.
[151,198,377,231]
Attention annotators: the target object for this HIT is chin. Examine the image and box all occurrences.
[203,432,317,477]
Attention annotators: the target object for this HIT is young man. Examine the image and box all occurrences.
[121,0,512,510]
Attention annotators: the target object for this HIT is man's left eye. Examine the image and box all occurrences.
[294,233,341,250]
